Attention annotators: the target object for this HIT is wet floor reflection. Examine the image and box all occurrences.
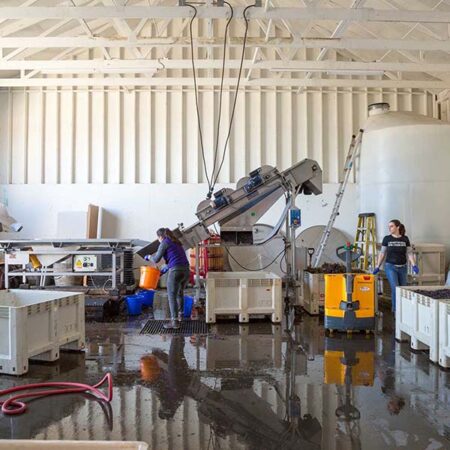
[0,313,449,449]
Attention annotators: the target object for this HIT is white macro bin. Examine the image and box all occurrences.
[0,290,85,375]
[302,272,325,315]
[379,273,445,306]
[438,300,450,369]
[395,286,449,364]
[206,272,282,323]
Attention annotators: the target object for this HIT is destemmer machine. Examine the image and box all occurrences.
[138,158,323,311]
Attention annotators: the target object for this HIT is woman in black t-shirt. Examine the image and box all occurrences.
[373,219,419,313]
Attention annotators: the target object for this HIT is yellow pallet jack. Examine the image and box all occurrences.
[324,243,376,333]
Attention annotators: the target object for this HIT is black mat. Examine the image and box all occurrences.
[140,319,210,335]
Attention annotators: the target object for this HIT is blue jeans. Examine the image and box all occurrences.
[385,263,408,312]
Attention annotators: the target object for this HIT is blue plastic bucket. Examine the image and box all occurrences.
[183,295,194,318]
[138,289,155,308]
[126,295,143,316]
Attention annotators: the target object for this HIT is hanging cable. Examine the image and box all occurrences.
[186,3,212,195]
[209,1,234,199]
[211,2,256,190]
[279,250,288,275]
[212,223,285,271]
[225,246,287,272]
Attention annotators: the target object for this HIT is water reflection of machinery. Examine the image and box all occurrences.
[323,335,375,450]
[145,324,322,450]
[281,323,322,448]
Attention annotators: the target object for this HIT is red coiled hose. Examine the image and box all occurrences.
[0,372,113,416]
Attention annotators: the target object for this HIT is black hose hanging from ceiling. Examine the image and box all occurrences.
[186,3,212,194]
[211,2,256,190]
[209,1,234,199]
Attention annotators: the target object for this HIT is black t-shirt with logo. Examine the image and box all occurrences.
[382,235,411,265]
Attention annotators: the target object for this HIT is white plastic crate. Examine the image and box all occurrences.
[0,441,148,449]
[379,273,445,304]
[438,299,450,368]
[301,272,324,315]
[395,286,449,363]
[0,290,85,375]
[206,272,282,323]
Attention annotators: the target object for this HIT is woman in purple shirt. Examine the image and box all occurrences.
[146,228,190,329]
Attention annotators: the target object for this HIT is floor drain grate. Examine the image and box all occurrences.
[140,319,210,335]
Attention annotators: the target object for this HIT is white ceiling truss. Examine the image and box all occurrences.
[2,1,450,92]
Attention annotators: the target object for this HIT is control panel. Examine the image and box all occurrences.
[73,255,97,272]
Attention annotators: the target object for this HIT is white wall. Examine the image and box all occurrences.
[0,182,357,241]
[0,87,436,186]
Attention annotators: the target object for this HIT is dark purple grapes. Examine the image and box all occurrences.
[306,263,365,274]
[414,289,450,299]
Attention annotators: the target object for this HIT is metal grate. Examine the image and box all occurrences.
[140,319,210,335]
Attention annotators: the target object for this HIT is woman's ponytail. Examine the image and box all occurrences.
[156,227,183,246]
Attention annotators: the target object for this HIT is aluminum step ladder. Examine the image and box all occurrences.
[354,212,377,271]
[311,129,364,268]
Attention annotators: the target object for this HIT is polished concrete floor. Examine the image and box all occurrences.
[0,299,449,449]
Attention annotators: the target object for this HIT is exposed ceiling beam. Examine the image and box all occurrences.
[0,77,448,88]
[102,0,144,60]
[0,0,40,29]
[376,0,450,90]
[2,0,106,63]
[378,0,445,62]
[3,36,450,52]
[13,21,113,72]
[301,0,367,91]
[3,6,450,23]
[3,18,72,62]
[71,0,112,62]
[3,59,450,73]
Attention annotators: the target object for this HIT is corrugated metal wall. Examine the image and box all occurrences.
[0,87,436,185]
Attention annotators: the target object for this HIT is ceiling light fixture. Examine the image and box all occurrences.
[40,68,158,75]
[270,68,384,76]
